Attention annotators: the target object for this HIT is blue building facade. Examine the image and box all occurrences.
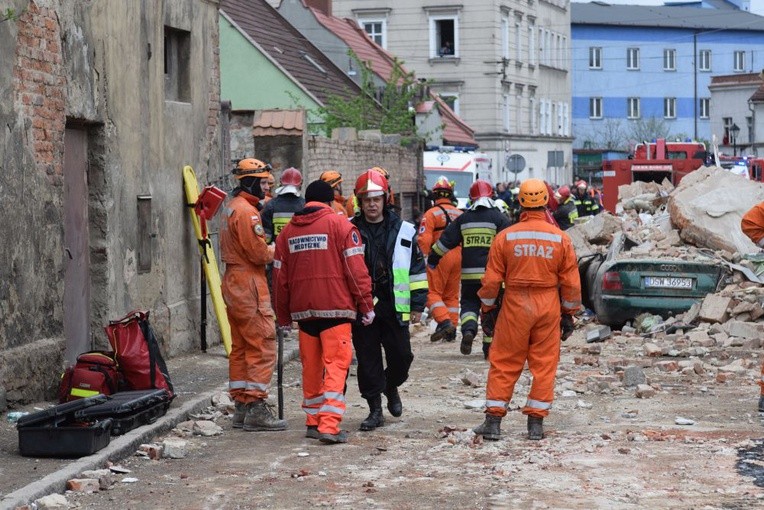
[571,3,764,149]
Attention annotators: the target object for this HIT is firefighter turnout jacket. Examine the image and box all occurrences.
[553,197,579,230]
[261,192,305,244]
[428,205,511,282]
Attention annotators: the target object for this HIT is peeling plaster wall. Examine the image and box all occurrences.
[0,0,223,404]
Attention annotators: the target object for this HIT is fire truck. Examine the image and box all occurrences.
[718,155,764,182]
[600,139,707,213]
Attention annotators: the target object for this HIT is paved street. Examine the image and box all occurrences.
[43,324,764,509]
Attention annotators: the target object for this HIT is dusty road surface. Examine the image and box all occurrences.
[62,324,764,509]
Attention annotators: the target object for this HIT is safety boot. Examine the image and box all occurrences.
[232,401,248,429]
[360,395,385,431]
[319,430,348,444]
[473,414,502,441]
[759,395,764,413]
[482,337,492,360]
[305,425,320,439]
[384,385,403,417]
[243,400,288,432]
[527,416,544,441]
[430,320,456,342]
[460,331,475,355]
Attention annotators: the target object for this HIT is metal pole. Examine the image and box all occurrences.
[200,256,207,353]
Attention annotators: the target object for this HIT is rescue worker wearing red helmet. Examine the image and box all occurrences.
[572,179,600,217]
[272,180,375,444]
[351,169,428,431]
[741,201,764,412]
[552,185,578,230]
[320,170,348,217]
[261,167,306,244]
[345,166,395,217]
[418,176,462,342]
[427,179,510,358]
[473,178,581,441]
[220,158,286,432]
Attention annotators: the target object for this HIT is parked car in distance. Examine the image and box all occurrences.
[579,233,726,328]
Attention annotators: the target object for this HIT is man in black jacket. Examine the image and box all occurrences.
[350,169,428,431]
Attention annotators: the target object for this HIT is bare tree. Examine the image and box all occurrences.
[627,117,670,144]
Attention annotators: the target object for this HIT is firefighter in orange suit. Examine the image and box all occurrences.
[273,180,375,444]
[220,158,287,432]
[473,178,581,441]
[418,176,462,342]
[741,200,764,412]
[320,170,348,217]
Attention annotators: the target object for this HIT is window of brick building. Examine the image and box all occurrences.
[164,26,191,103]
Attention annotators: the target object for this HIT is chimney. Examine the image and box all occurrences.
[304,0,331,16]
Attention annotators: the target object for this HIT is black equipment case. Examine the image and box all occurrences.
[75,389,172,436]
[17,394,113,458]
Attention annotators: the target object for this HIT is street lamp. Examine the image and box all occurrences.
[731,123,740,156]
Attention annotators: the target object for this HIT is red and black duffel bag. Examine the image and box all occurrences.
[105,310,174,398]
[58,351,123,403]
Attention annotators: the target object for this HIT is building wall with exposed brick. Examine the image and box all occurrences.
[0,0,223,405]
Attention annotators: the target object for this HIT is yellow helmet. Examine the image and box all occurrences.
[233,158,271,179]
[518,178,549,208]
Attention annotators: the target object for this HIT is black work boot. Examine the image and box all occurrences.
[482,337,492,360]
[759,396,764,413]
[460,331,475,355]
[430,320,456,342]
[243,400,288,432]
[360,395,385,431]
[527,415,544,441]
[473,414,502,440]
[384,386,403,417]
[232,401,248,429]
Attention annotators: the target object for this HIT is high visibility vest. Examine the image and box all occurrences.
[391,221,428,321]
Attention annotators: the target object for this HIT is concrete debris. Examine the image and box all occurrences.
[463,399,485,410]
[65,478,100,493]
[162,438,188,459]
[32,494,70,510]
[577,213,624,245]
[635,385,656,398]
[460,370,483,387]
[137,443,164,460]
[699,295,732,323]
[622,366,646,387]
[80,469,114,490]
[675,417,695,426]
[586,325,612,343]
[668,166,764,255]
[193,420,223,437]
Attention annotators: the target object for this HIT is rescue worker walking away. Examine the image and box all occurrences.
[418,176,462,342]
[221,158,287,432]
[272,180,375,444]
[351,169,428,431]
[427,180,510,357]
[473,178,581,441]
[741,200,764,412]
[261,167,305,244]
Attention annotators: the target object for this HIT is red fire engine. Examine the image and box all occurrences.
[601,139,707,213]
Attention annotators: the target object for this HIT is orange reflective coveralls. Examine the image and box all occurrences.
[418,198,462,325]
[741,201,764,394]
[478,210,581,418]
[220,191,276,404]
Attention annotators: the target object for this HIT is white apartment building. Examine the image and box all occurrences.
[324,0,573,184]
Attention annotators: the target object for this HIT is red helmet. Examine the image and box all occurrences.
[280,167,302,187]
[433,176,454,192]
[469,179,494,201]
[557,185,571,199]
[355,170,389,198]
[575,179,588,189]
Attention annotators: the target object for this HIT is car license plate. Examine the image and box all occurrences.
[643,276,693,289]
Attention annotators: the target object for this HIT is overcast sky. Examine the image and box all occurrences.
[571,0,764,16]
